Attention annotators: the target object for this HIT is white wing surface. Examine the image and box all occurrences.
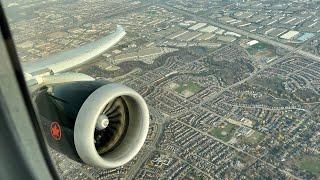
[23,25,125,75]
[23,25,126,87]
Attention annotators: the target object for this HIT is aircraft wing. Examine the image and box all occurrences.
[23,25,126,76]
[22,25,126,88]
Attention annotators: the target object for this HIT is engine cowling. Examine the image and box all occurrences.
[33,80,149,168]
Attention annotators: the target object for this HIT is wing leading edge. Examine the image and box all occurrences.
[23,25,126,75]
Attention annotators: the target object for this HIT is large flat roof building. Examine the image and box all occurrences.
[280,30,300,40]
[199,26,218,33]
[188,23,207,31]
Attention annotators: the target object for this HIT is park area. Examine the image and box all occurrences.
[209,122,236,142]
[297,156,320,175]
[169,81,202,98]
[246,42,277,63]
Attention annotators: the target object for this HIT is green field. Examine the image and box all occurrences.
[246,42,272,54]
[246,42,277,62]
[244,131,265,145]
[175,81,202,94]
[297,156,320,175]
[209,123,236,142]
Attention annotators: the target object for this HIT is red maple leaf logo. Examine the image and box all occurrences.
[51,122,61,140]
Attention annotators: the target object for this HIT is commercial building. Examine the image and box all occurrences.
[297,33,314,42]
[280,30,300,40]
[199,25,218,33]
[188,23,207,31]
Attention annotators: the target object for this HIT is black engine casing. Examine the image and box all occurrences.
[33,80,107,162]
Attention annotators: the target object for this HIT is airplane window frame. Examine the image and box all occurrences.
[0,3,59,179]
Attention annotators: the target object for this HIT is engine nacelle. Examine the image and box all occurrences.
[33,80,149,168]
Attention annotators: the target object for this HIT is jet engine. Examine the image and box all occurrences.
[33,80,149,168]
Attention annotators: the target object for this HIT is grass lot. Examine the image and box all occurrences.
[297,156,320,175]
[209,123,236,142]
[246,42,276,62]
[246,42,272,55]
[244,131,265,145]
[175,81,202,94]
